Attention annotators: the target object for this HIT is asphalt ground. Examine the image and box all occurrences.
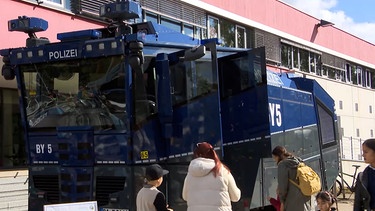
[335,193,354,211]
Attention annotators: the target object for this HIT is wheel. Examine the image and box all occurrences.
[330,179,342,196]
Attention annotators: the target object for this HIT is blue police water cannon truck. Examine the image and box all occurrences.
[0,0,339,210]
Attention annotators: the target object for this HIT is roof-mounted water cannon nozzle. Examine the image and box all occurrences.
[8,16,50,47]
[99,0,142,36]
[8,16,48,37]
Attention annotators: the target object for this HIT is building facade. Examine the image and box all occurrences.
[0,0,374,209]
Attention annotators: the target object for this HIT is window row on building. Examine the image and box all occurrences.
[341,128,374,138]
[353,128,374,138]
[281,43,375,89]
[338,101,374,115]
[143,2,375,90]
[25,0,375,90]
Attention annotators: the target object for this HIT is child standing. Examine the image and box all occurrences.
[136,164,173,211]
[315,191,336,211]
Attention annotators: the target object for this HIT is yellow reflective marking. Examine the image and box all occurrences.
[140,151,149,159]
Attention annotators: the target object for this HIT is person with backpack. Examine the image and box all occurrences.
[272,146,313,211]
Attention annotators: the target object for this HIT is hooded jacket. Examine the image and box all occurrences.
[182,157,241,211]
[277,156,312,211]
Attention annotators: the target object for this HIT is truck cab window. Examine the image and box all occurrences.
[22,56,126,131]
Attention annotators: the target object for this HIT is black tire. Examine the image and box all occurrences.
[330,179,342,196]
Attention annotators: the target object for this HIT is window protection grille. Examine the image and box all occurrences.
[70,0,206,27]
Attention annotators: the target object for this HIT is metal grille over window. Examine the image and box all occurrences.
[70,0,115,16]
[141,0,206,27]
[70,0,206,27]
[263,32,280,63]
[255,32,264,48]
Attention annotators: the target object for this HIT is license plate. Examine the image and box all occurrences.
[101,208,129,211]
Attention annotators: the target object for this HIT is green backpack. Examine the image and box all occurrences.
[289,162,321,196]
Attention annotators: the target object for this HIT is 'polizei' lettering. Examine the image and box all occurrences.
[49,49,78,60]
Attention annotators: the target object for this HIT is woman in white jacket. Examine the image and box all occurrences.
[182,142,241,211]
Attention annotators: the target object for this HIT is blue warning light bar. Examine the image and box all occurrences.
[57,29,102,42]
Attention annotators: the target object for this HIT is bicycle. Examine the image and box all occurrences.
[331,165,361,197]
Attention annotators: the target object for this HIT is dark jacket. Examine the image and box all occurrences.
[354,166,371,211]
[277,156,312,211]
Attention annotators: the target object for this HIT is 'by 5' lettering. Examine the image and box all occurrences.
[35,144,52,154]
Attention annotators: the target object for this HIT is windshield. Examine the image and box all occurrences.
[21,56,126,131]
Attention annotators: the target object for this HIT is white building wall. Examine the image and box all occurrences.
[311,76,374,141]
[0,171,28,211]
[309,75,375,189]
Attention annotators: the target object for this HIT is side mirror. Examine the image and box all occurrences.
[2,65,15,80]
[1,55,16,80]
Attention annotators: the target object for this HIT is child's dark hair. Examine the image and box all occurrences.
[316,191,336,204]
[363,139,375,151]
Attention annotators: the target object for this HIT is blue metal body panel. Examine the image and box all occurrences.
[170,92,221,156]
[94,132,128,163]
[292,77,335,111]
[28,133,60,164]
[221,86,269,142]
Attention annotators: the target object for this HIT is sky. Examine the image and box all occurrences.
[281,0,375,45]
